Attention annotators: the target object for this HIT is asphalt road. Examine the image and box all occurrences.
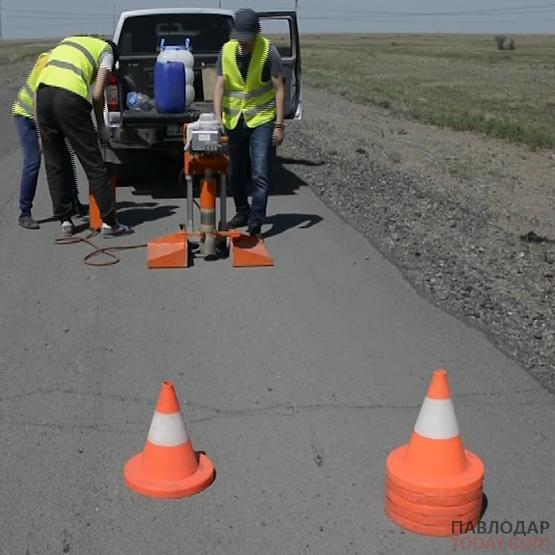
[0,88,553,554]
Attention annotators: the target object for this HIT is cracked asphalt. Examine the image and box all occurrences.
[0,65,554,554]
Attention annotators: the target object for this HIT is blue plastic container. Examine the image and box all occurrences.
[154,61,185,113]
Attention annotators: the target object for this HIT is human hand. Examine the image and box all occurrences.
[272,125,284,146]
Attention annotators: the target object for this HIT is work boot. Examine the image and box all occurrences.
[100,221,133,238]
[18,214,40,230]
[227,212,249,229]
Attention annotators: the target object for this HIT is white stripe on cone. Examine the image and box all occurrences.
[147,411,189,446]
[413,397,460,440]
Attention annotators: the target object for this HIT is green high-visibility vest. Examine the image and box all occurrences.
[37,36,110,100]
[12,52,50,119]
[222,36,276,130]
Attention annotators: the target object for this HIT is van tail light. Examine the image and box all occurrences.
[106,74,120,112]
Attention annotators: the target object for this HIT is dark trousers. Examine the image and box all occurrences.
[36,85,115,225]
[227,119,274,229]
[14,115,80,216]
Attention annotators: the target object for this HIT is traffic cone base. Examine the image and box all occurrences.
[385,502,479,537]
[125,450,215,499]
[386,479,482,506]
[387,486,483,516]
[387,444,484,495]
[386,496,481,528]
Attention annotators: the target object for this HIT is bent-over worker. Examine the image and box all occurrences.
[13,51,85,230]
[36,36,131,237]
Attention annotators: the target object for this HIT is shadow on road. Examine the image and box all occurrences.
[115,200,180,226]
[270,155,308,196]
[105,155,324,234]
[276,156,326,167]
[263,212,322,239]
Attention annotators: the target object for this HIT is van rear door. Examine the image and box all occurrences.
[257,11,302,119]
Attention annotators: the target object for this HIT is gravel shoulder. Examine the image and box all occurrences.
[281,85,555,392]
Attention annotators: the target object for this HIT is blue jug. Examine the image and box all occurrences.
[154,61,185,113]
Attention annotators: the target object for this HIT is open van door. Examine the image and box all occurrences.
[258,11,302,119]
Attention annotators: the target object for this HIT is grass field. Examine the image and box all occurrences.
[3,34,554,150]
[0,40,59,66]
[301,34,555,150]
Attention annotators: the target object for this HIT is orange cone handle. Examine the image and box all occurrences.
[426,368,452,399]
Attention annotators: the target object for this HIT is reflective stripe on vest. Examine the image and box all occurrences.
[61,39,98,69]
[37,36,109,100]
[223,98,276,119]
[12,52,50,118]
[222,36,276,130]
[46,59,87,81]
[225,83,274,100]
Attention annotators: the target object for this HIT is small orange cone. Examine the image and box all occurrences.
[90,177,117,231]
[385,369,485,536]
[124,381,215,499]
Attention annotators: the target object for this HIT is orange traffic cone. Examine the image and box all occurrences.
[90,176,117,231]
[385,369,485,536]
[124,381,215,499]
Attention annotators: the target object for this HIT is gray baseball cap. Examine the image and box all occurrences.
[232,9,259,42]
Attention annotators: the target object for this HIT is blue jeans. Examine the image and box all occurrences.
[15,115,41,216]
[15,115,79,217]
[227,119,274,230]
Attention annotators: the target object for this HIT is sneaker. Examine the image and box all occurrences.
[18,215,40,230]
[60,220,75,237]
[100,221,133,238]
[227,212,249,229]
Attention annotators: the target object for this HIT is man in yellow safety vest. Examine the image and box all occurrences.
[213,8,285,236]
[12,51,85,230]
[36,36,131,238]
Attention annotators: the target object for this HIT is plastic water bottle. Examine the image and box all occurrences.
[126,91,153,111]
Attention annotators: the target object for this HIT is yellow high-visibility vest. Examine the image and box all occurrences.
[12,52,50,119]
[222,36,276,130]
[37,36,110,100]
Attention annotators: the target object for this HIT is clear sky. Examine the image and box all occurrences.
[2,0,554,39]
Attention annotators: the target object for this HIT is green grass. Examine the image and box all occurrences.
[301,34,555,150]
[0,40,59,66]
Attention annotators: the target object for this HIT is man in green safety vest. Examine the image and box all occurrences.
[36,36,132,238]
[213,8,285,236]
[12,51,85,230]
